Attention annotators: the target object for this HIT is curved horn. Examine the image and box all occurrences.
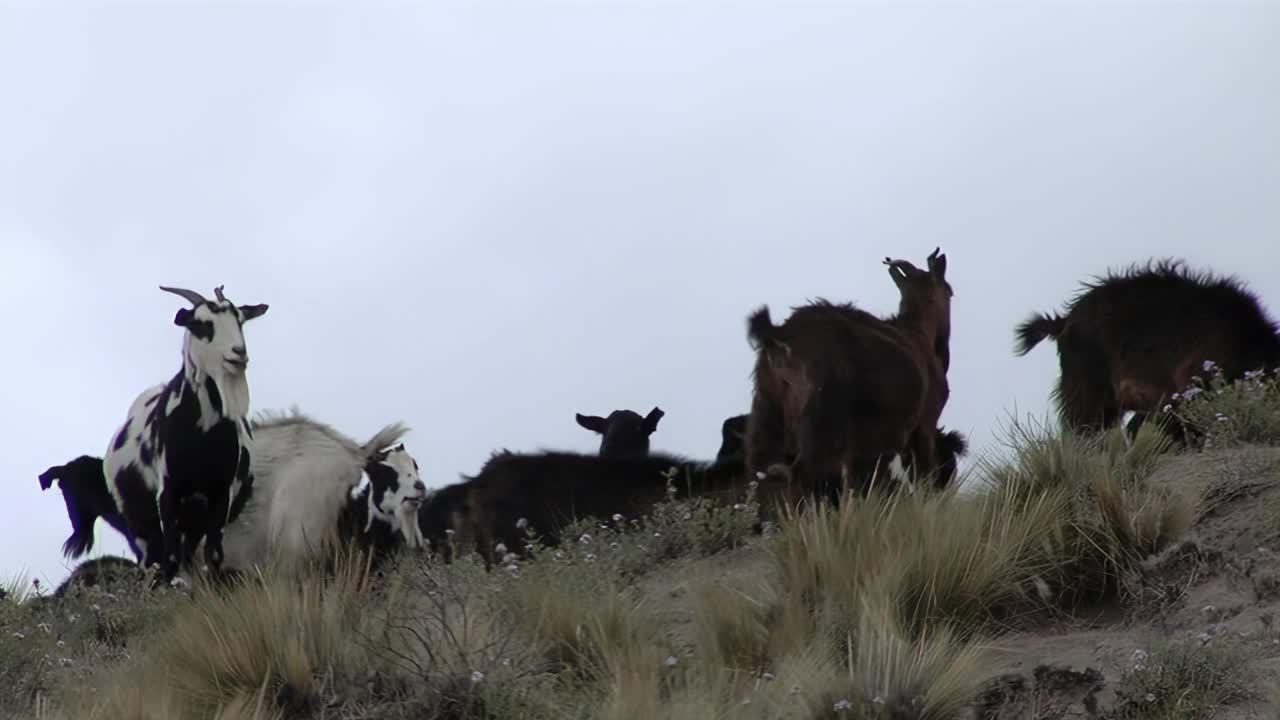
[214,285,226,303]
[158,286,208,306]
[928,247,941,261]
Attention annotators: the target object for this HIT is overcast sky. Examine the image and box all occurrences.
[3,2,1278,587]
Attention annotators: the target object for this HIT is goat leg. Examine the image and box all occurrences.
[157,484,182,583]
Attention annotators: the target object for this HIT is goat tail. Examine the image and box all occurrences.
[937,428,969,458]
[62,530,95,559]
[360,422,411,461]
[746,305,779,350]
[1014,312,1066,356]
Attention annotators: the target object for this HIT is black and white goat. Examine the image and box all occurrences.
[39,454,142,562]
[104,285,268,583]
[217,409,427,574]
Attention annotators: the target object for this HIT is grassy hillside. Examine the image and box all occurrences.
[6,366,1280,719]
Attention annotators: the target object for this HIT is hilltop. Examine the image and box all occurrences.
[4,368,1280,719]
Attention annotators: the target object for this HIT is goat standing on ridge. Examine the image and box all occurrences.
[744,248,953,499]
[1014,259,1280,439]
[575,406,665,458]
[39,455,141,562]
[104,285,268,583]
[218,409,426,575]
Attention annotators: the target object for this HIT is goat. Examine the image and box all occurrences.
[716,414,749,462]
[104,285,268,583]
[53,555,142,598]
[39,455,142,562]
[1014,258,1280,438]
[743,248,953,500]
[428,449,774,568]
[575,406,664,458]
[217,409,425,575]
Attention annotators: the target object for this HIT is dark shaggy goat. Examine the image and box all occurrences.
[720,413,966,494]
[39,455,142,562]
[575,406,665,458]
[716,414,749,462]
[1014,259,1280,436]
[53,555,142,598]
[744,248,953,499]
[427,450,771,567]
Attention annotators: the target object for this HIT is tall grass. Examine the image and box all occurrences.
[24,415,1210,719]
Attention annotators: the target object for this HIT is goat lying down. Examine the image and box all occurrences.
[217,408,428,574]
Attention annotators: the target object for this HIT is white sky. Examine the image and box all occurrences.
[3,2,1278,587]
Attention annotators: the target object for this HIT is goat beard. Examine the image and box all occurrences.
[394,503,425,549]
[209,366,252,421]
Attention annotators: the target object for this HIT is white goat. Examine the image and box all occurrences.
[219,408,427,574]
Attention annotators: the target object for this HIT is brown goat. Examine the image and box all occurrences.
[1015,259,1280,438]
[743,248,953,500]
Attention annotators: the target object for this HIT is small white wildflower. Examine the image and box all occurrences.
[834,699,853,711]
[682,512,692,520]
[445,528,456,536]
[66,613,79,623]
[553,550,565,560]
[501,657,512,667]
[515,517,528,529]
[470,670,485,683]
[1197,631,1212,645]
[1203,360,1217,372]
[502,552,518,564]
[872,695,885,705]
[90,604,101,612]
[58,657,73,667]
[1145,692,1156,703]
[733,503,747,511]
[789,684,801,695]
[505,564,520,577]
[494,543,508,555]
[1183,387,1203,399]
[11,632,24,640]
[742,697,751,705]
[761,672,775,681]
[1202,605,1217,614]
[755,471,767,480]
[665,655,678,667]
[653,531,662,537]
[56,640,66,648]
[1162,404,1173,413]
[612,513,624,522]
[609,541,619,548]
[36,623,52,634]
[585,553,597,563]
[579,533,593,544]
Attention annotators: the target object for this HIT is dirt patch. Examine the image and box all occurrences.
[976,447,1280,717]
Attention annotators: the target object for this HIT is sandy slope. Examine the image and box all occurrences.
[633,446,1280,718]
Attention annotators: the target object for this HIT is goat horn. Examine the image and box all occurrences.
[214,285,226,302]
[158,286,209,306]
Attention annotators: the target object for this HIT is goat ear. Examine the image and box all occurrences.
[928,252,947,279]
[575,413,608,434]
[38,465,63,490]
[239,303,269,321]
[173,307,193,328]
[643,406,664,434]
[886,265,907,289]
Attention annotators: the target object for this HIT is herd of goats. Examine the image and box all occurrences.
[30,248,1280,597]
